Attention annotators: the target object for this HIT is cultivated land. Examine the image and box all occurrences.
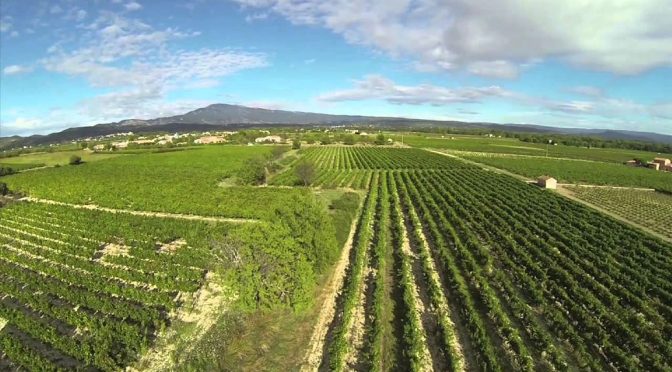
[564,186,672,241]
[2,135,672,371]
[293,147,672,371]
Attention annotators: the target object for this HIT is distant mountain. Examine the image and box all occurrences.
[2,103,671,150]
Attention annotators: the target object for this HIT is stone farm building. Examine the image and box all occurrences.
[537,176,557,189]
[255,135,283,143]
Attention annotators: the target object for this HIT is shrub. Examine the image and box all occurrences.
[69,155,82,165]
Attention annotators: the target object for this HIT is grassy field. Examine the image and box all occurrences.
[396,134,672,163]
[565,187,672,240]
[1,149,125,166]
[459,153,672,192]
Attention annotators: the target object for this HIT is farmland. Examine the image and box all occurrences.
[302,147,672,371]
[2,146,310,219]
[0,202,225,370]
[458,153,672,192]
[398,134,672,163]
[3,143,672,371]
[565,187,672,241]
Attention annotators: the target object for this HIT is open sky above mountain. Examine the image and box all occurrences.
[1,0,671,136]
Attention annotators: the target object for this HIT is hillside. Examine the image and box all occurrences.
[2,104,672,150]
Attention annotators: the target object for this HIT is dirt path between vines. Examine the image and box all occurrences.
[301,202,363,371]
[19,197,258,224]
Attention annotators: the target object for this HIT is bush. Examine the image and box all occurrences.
[69,155,82,165]
[343,135,355,145]
[0,182,8,196]
[292,140,301,150]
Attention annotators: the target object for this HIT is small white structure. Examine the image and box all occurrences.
[537,176,557,189]
[254,135,283,143]
[195,136,226,144]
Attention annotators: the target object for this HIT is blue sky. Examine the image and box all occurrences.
[1,0,671,136]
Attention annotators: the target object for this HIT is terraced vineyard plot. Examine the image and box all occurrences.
[565,187,672,240]
[270,147,469,188]
[0,202,231,371]
[312,149,672,371]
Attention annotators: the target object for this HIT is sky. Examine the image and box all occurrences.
[1,0,671,137]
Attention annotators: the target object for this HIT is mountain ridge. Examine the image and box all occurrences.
[2,103,671,149]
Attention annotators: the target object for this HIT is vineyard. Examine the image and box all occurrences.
[2,146,310,219]
[310,148,672,371]
[565,187,672,240]
[459,153,672,192]
[0,201,232,370]
[270,147,467,188]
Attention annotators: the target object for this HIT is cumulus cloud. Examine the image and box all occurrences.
[317,74,509,105]
[316,75,672,131]
[14,12,269,133]
[235,0,672,76]
[3,65,32,75]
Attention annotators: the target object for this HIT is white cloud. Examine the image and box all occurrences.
[235,0,672,76]
[76,9,88,21]
[125,2,143,11]
[12,13,269,135]
[3,65,32,75]
[9,30,19,38]
[245,12,268,22]
[304,58,316,65]
[317,74,509,105]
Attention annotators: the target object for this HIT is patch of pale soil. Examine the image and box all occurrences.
[157,239,187,254]
[409,206,466,371]
[95,243,130,260]
[129,272,235,372]
[301,206,363,371]
[20,197,258,224]
[0,317,7,331]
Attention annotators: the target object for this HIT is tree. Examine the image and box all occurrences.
[0,182,8,196]
[270,146,287,159]
[374,133,386,145]
[69,155,82,165]
[292,139,301,150]
[343,135,355,145]
[295,159,316,186]
[321,136,332,145]
[237,156,267,185]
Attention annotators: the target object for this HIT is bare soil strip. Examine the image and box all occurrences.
[130,272,234,372]
[407,202,467,371]
[301,200,364,371]
[397,212,435,371]
[19,197,258,224]
[0,317,7,332]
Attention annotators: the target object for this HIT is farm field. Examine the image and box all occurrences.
[303,147,672,371]
[397,134,672,163]
[458,152,672,192]
[1,150,125,166]
[565,187,672,241]
[270,146,467,188]
[2,146,310,219]
[3,144,672,371]
[0,201,228,370]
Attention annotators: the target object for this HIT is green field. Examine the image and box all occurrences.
[397,134,672,163]
[3,146,312,219]
[1,150,125,166]
[3,143,672,371]
[459,153,672,192]
[566,187,672,240]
